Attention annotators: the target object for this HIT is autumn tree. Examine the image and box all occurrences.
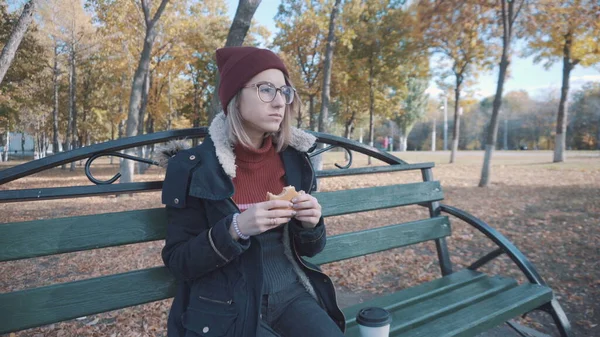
[525,0,600,162]
[37,1,67,155]
[274,0,329,130]
[0,0,38,86]
[349,0,420,164]
[0,0,46,161]
[419,0,495,163]
[114,0,169,182]
[569,83,600,150]
[396,77,428,151]
[479,0,527,187]
[500,90,532,149]
[180,1,228,134]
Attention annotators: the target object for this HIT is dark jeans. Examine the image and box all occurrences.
[257,281,345,337]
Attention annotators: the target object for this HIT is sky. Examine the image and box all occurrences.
[225,0,600,101]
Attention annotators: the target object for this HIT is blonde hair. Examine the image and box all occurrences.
[226,79,301,152]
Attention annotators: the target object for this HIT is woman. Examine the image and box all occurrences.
[159,46,345,337]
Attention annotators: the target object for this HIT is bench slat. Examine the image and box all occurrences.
[342,269,486,327]
[316,163,435,178]
[317,181,443,217]
[342,271,552,337]
[1,182,442,262]
[307,217,451,265]
[389,277,517,334]
[348,271,511,333]
[0,208,166,262]
[0,267,176,335]
[398,284,552,337]
[0,182,163,203]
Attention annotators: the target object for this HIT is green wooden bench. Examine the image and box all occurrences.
[0,130,572,336]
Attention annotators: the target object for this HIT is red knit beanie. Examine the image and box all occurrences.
[216,47,289,115]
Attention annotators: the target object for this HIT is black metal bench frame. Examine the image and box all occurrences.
[0,129,572,336]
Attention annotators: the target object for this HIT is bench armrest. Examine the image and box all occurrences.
[439,204,546,286]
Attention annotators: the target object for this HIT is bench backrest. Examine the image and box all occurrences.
[0,131,451,334]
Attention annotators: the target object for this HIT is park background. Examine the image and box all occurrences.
[0,0,599,336]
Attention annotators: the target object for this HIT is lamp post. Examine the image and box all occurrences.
[443,95,448,151]
[431,116,436,152]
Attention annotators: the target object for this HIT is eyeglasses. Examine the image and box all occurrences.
[243,82,296,105]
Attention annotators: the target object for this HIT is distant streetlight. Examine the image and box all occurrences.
[442,95,448,151]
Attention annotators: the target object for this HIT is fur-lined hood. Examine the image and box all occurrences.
[156,112,316,178]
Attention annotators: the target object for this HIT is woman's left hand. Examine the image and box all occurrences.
[291,191,322,228]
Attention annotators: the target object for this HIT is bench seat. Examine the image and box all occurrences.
[0,131,571,336]
[342,269,553,337]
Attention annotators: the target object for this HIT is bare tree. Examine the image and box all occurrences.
[0,0,39,86]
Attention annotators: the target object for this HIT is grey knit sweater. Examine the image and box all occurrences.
[255,225,298,294]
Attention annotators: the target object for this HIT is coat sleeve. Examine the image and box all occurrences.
[160,152,249,281]
[289,217,326,257]
[161,202,250,281]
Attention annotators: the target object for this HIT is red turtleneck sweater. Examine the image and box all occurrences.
[232,137,286,212]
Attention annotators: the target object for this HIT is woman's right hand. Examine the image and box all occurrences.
[230,200,297,240]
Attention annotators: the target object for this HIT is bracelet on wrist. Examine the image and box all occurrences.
[232,213,250,240]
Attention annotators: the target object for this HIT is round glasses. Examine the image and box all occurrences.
[244,82,296,104]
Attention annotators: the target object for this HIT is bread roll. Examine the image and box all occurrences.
[266,186,300,210]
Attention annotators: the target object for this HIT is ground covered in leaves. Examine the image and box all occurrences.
[1,150,598,337]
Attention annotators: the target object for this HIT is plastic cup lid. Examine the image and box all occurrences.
[356,307,392,327]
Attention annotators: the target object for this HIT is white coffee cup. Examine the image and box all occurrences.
[356,307,392,337]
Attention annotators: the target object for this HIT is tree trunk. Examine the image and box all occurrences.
[480,53,509,186]
[120,0,169,185]
[193,73,201,128]
[138,69,151,136]
[318,0,341,135]
[0,0,38,85]
[400,135,408,151]
[312,0,341,174]
[368,55,375,165]
[69,46,78,171]
[479,0,516,187]
[344,110,356,139]
[137,69,151,174]
[554,33,574,163]
[3,128,9,161]
[400,124,413,152]
[450,82,462,163]
[297,106,303,128]
[344,108,355,161]
[64,48,73,170]
[597,121,600,150]
[80,69,91,154]
[192,73,202,147]
[503,118,508,150]
[208,0,262,122]
[167,72,173,130]
[52,40,60,155]
[308,95,316,131]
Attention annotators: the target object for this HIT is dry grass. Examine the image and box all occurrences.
[1,150,599,337]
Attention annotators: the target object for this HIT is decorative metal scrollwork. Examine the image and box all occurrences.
[309,144,353,169]
[85,152,159,185]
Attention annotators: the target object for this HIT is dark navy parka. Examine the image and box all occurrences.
[160,114,345,337]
